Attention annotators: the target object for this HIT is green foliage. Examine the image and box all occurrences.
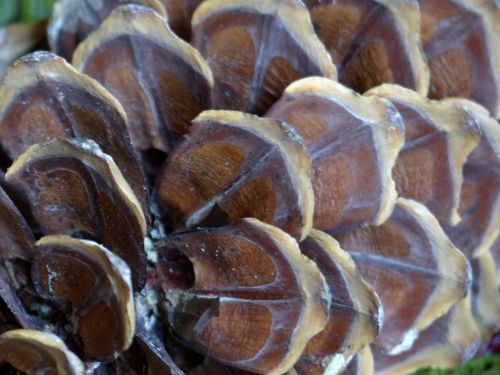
[412,355,500,375]
[0,0,18,26]
[0,0,55,27]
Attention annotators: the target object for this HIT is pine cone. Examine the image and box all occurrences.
[0,1,498,374]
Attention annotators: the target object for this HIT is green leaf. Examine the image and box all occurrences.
[0,0,20,27]
[19,0,56,23]
[0,0,55,27]
[411,355,500,375]
[412,368,452,375]
[454,355,500,375]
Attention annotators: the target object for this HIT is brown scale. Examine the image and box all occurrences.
[438,101,500,335]
[0,174,47,331]
[304,0,429,94]
[156,218,329,375]
[335,198,470,354]
[294,230,381,375]
[5,138,147,290]
[155,110,314,240]
[32,236,135,362]
[0,329,84,375]
[365,84,481,227]
[0,52,150,221]
[73,5,213,154]
[0,185,34,265]
[441,99,500,259]
[372,296,480,375]
[191,0,336,115]
[419,0,500,119]
[267,77,404,234]
[0,186,39,331]
[47,0,166,60]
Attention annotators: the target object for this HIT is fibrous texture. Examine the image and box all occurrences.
[32,235,135,361]
[0,51,149,218]
[158,218,329,374]
[191,0,337,114]
[419,0,500,119]
[5,138,147,289]
[304,0,429,94]
[0,329,84,375]
[295,230,381,374]
[73,5,213,154]
[0,0,498,373]
[365,84,481,227]
[267,77,404,234]
[336,198,470,354]
[47,0,166,60]
[156,110,314,240]
[372,297,480,375]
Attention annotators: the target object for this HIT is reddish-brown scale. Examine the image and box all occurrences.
[0,52,150,221]
[304,0,429,94]
[47,0,166,60]
[192,0,336,115]
[157,218,329,375]
[267,77,404,234]
[365,84,480,227]
[336,199,470,354]
[295,230,381,374]
[155,110,314,240]
[32,236,135,361]
[5,139,147,290]
[73,5,213,154]
[419,0,500,118]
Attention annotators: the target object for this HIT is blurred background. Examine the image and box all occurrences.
[0,0,55,77]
